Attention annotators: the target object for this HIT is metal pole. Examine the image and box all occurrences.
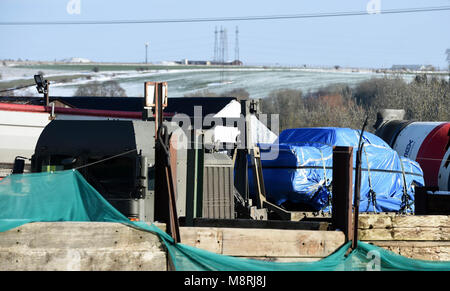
[352,117,368,250]
[352,145,363,250]
[44,80,49,107]
[165,163,181,243]
[153,82,180,243]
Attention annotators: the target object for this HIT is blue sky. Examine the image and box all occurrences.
[0,0,449,68]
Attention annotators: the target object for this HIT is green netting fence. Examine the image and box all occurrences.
[1,170,449,271]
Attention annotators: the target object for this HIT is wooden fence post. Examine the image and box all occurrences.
[332,146,354,243]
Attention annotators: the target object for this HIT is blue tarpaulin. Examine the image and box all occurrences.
[249,127,424,212]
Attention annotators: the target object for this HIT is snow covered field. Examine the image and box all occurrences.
[0,63,419,98]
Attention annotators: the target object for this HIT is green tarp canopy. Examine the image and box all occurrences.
[1,170,449,271]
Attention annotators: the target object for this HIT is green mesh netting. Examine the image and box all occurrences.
[1,170,450,271]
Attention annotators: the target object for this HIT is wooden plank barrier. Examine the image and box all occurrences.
[358,214,450,261]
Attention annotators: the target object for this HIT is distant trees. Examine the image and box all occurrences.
[261,74,449,132]
[363,75,449,122]
[73,80,127,97]
[180,75,450,132]
[222,88,249,100]
[184,87,249,100]
[261,88,366,131]
[184,89,217,97]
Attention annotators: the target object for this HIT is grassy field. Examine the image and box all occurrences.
[0,73,89,91]
[0,62,255,92]
[1,61,448,97]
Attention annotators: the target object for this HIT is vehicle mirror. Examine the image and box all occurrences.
[12,157,26,174]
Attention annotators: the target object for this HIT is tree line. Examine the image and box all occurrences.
[260,74,449,132]
[69,74,449,132]
[182,74,449,131]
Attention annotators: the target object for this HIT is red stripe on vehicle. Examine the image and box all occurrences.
[0,102,174,119]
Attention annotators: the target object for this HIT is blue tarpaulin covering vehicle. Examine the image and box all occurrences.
[249,127,424,213]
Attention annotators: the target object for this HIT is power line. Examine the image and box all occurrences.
[1,6,449,26]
